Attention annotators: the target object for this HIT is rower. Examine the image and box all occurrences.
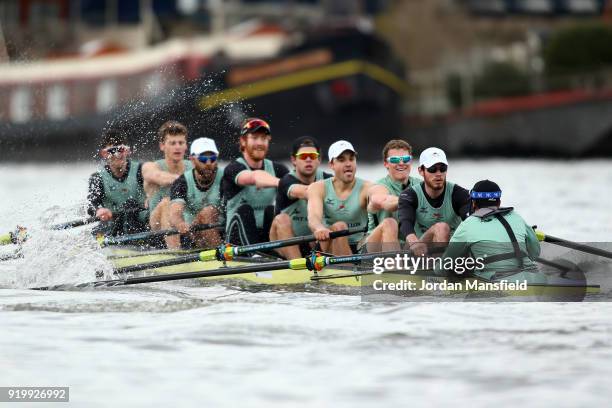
[436,180,546,284]
[168,138,224,249]
[270,136,332,259]
[143,121,193,233]
[366,139,421,252]
[222,117,289,245]
[398,147,470,256]
[87,128,148,236]
[307,140,371,255]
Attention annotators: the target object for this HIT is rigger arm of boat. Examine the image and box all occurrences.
[112,226,367,274]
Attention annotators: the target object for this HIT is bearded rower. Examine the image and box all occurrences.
[143,121,193,233]
[366,139,421,252]
[168,138,224,249]
[87,129,148,236]
[308,140,371,256]
[270,136,331,259]
[398,147,470,256]
[222,117,289,245]
[437,180,546,284]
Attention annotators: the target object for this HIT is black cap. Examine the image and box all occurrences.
[291,136,321,156]
[470,180,502,202]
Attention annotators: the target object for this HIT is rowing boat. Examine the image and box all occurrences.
[105,246,600,300]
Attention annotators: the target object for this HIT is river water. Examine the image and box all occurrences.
[1,160,611,407]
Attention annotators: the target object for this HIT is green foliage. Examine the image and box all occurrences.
[544,23,612,75]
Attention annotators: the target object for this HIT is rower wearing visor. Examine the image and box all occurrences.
[222,118,289,246]
[365,139,421,252]
[143,121,193,235]
[87,129,148,236]
[308,141,371,256]
[168,138,224,249]
[398,147,471,256]
[270,136,332,259]
[436,180,546,284]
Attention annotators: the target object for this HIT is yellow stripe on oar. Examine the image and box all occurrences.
[0,233,12,245]
[289,258,307,270]
[199,249,218,262]
[535,230,546,242]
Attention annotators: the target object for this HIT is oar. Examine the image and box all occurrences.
[1,216,100,246]
[50,216,99,230]
[113,226,366,274]
[98,222,224,246]
[32,245,385,290]
[535,230,612,260]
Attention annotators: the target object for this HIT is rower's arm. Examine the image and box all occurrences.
[87,173,105,216]
[307,181,327,232]
[169,176,189,232]
[367,184,396,212]
[142,161,180,187]
[236,170,280,189]
[398,189,418,241]
[452,184,472,220]
[288,184,308,200]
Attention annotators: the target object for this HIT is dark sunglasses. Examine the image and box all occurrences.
[295,152,320,160]
[241,119,270,135]
[423,163,448,173]
[103,145,128,156]
[195,154,217,164]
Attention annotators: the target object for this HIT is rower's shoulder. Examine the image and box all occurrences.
[270,160,289,177]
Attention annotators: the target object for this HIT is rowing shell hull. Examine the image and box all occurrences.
[107,248,599,300]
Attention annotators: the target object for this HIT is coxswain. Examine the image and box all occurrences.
[398,147,470,256]
[436,180,546,284]
[270,136,331,259]
[222,118,289,245]
[168,138,224,249]
[366,139,421,252]
[143,121,193,233]
[87,129,148,236]
[307,141,371,255]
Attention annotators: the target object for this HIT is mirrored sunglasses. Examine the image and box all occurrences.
[387,155,412,164]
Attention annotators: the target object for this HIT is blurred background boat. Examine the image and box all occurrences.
[1,0,612,160]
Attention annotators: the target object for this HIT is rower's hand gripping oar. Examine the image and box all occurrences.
[534,227,612,260]
[113,226,367,275]
[97,222,224,247]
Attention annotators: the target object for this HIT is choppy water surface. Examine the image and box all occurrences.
[0,160,611,407]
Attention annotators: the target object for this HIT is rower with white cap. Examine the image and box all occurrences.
[398,147,471,256]
[307,140,371,255]
[167,137,224,249]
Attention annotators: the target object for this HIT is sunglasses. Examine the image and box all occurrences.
[241,119,270,135]
[295,152,320,160]
[387,155,412,164]
[103,145,129,156]
[423,163,448,173]
[195,154,217,164]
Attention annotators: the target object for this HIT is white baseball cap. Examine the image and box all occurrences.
[419,147,448,168]
[190,137,219,155]
[328,140,357,161]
